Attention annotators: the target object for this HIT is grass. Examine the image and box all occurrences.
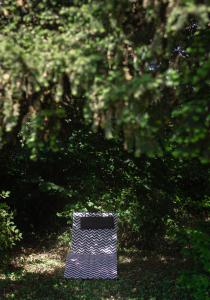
[0,235,189,300]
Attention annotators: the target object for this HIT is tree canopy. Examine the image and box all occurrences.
[0,0,209,161]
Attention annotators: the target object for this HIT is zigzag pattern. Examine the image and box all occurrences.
[64,212,118,279]
[72,228,117,254]
[64,253,117,279]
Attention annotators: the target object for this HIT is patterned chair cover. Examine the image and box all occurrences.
[64,212,117,279]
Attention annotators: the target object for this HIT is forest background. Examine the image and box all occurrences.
[0,1,209,299]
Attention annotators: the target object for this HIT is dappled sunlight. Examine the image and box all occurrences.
[0,244,189,300]
[23,252,65,274]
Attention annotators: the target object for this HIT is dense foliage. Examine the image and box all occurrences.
[0,1,209,299]
[0,191,22,259]
[0,0,209,161]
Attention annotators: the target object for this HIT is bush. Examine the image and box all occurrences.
[0,191,22,258]
[177,228,210,300]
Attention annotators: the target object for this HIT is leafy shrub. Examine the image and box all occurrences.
[0,191,22,257]
[58,185,177,249]
[57,187,142,248]
[177,228,210,300]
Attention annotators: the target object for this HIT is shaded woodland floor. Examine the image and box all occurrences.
[0,233,191,300]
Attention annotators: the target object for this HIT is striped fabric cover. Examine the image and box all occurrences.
[64,212,117,279]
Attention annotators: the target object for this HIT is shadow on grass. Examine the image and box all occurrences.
[0,251,189,300]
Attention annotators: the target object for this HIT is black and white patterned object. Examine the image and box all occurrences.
[64,212,117,279]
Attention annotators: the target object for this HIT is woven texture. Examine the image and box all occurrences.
[64,212,117,279]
